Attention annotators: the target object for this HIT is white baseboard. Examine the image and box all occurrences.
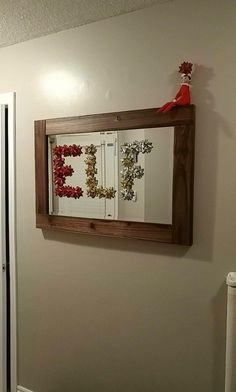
[17,386,34,392]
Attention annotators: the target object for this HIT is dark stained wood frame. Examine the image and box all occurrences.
[35,105,195,245]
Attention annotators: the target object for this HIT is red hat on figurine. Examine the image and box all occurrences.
[179,61,193,76]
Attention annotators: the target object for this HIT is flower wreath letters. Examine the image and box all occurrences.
[53,144,83,199]
[52,140,153,201]
[120,140,153,200]
[85,144,116,199]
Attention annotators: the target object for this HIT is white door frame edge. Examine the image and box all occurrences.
[0,92,17,392]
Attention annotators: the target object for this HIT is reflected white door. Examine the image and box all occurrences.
[49,132,118,220]
[0,105,7,392]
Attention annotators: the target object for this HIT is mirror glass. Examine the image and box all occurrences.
[48,127,174,224]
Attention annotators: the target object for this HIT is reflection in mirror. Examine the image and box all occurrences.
[48,127,174,224]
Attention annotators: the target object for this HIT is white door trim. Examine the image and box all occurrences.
[0,92,17,392]
[0,100,7,392]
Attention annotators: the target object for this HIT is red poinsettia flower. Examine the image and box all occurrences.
[179,61,193,75]
[55,185,83,199]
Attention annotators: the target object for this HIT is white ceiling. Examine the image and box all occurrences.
[0,0,171,48]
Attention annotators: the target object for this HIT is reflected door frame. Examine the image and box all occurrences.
[0,92,17,392]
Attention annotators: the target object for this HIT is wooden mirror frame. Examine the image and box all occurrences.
[35,105,195,245]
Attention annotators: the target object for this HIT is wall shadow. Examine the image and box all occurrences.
[43,229,189,258]
[182,64,231,262]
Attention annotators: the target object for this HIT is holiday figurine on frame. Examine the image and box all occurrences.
[157,61,193,113]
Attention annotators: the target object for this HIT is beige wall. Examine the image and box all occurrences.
[0,0,236,391]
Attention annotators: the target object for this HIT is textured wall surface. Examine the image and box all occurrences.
[0,0,236,391]
[0,0,170,47]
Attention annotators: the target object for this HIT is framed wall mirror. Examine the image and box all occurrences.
[35,105,195,244]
